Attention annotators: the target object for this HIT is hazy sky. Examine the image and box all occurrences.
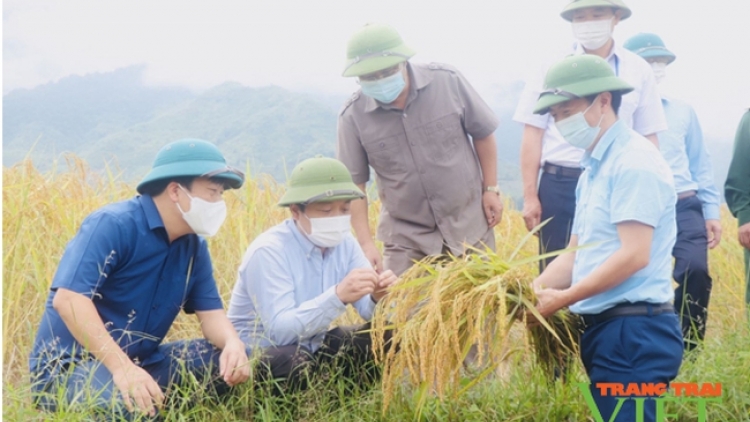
[4,0,749,140]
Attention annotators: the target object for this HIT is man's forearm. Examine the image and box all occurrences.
[351,183,374,245]
[473,134,498,188]
[53,288,132,372]
[196,309,242,349]
[520,125,544,199]
[534,251,576,290]
[565,223,652,305]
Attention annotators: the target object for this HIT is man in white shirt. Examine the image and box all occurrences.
[514,0,667,271]
[227,156,397,392]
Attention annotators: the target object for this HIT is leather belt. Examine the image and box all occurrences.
[542,162,583,178]
[677,190,697,200]
[579,302,674,329]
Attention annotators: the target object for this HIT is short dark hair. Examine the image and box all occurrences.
[139,177,195,197]
[584,91,623,115]
[140,176,235,197]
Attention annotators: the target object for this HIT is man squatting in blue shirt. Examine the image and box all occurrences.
[625,32,723,351]
[227,156,397,391]
[529,55,683,422]
[29,139,251,420]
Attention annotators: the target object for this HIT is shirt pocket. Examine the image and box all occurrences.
[578,181,610,239]
[362,133,408,174]
[419,113,465,162]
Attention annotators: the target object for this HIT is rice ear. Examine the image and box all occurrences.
[371,247,579,413]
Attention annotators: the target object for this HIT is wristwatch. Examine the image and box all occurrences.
[485,185,501,195]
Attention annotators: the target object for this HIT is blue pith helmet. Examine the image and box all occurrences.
[624,32,676,64]
[136,139,245,194]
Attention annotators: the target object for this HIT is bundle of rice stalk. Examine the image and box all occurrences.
[371,245,580,411]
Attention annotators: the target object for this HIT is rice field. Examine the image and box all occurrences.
[3,157,749,421]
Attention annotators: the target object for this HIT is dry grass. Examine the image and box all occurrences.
[3,157,749,421]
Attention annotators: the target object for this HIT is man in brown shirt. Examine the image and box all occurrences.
[337,23,502,276]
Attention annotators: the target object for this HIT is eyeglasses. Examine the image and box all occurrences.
[358,64,402,83]
[202,166,245,181]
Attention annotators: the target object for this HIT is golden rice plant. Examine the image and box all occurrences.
[371,239,580,412]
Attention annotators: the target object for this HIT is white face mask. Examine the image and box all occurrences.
[650,62,667,85]
[572,18,613,51]
[555,97,604,150]
[176,185,227,237]
[302,214,351,248]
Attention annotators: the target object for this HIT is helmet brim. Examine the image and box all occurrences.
[137,160,244,193]
[634,47,676,65]
[342,44,416,77]
[560,0,632,21]
[277,181,365,207]
[533,77,634,115]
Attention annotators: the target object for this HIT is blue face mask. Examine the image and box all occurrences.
[359,71,406,104]
[554,98,604,150]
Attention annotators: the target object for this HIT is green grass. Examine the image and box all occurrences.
[3,158,749,421]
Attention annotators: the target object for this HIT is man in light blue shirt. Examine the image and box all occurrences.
[530,55,682,422]
[227,156,397,390]
[515,0,667,273]
[625,33,722,351]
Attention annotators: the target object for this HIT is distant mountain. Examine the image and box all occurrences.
[4,66,730,209]
[3,65,192,166]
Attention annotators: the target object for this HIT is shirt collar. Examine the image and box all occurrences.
[363,62,433,113]
[582,119,628,168]
[286,218,320,256]
[138,194,165,231]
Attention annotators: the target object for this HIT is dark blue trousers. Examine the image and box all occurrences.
[32,339,230,421]
[673,195,712,351]
[580,313,683,422]
[538,171,580,272]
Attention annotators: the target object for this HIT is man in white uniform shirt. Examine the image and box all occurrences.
[514,0,667,271]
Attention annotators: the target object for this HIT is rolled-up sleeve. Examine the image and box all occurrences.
[51,211,123,296]
[337,113,370,185]
[454,70,499,140]
[183,239,223,314]
[610,161,673,228]
[513,64,551,129]
[243,247,347,346]
[632,70,668,136]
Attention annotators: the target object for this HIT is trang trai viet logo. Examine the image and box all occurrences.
[576,382,723,422]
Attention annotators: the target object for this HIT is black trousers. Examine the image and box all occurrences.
[255,323,387,393]
[538,171,580,272]
[673,195,712,351]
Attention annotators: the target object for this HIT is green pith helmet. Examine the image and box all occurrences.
[277,156,365,206]
[533,54,634,115]
[624,32,676,64]
[342,23,416,77]
[560,0,632,21]
[137,139,245,194]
